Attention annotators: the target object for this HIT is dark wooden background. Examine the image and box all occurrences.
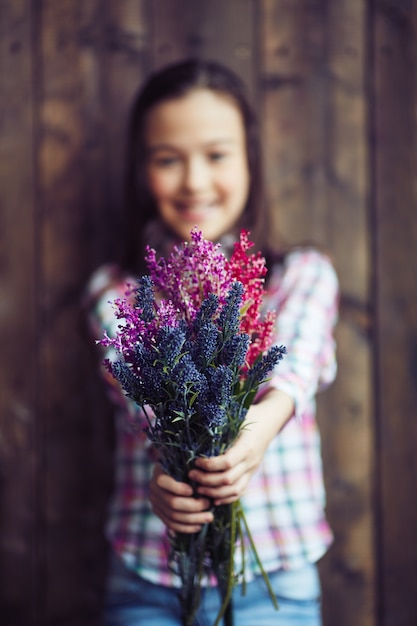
[1,1,417,625]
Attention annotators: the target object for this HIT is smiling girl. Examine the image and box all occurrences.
[145,88,250,242]
[87,59,339,626]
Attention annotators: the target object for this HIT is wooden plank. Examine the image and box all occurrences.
[372,3,417,624]
[0,1,37,624]
[151,0,256,95]
[34,1,150,623]
[317,3,375,626]
[97,0,150,264]
[35,0,97,621]
[260,0,329,248]
[260,2,375,625]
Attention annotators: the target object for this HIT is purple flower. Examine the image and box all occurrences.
[192,322,219,370]
[135,275,155,322]
[219,334,249,368]
[100,228,285,626]
[245,344,287,388]
[145,228,234,322]
[207,365,234,407]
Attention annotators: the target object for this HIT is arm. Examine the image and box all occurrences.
[149,388,294,532]
[149,250,339,532]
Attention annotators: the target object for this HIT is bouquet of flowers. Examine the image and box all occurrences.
[101,228,285,626]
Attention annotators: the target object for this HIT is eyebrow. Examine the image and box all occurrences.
[147,138,237,153]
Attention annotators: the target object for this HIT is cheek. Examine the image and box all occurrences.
[146,168,176,200]
[217,164,249,204]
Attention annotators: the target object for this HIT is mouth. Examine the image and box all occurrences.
[174,200,218,219]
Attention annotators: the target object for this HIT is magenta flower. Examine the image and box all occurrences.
[145,228,235,323]
[144,227,276,368]
[228,230,276,367]
[100,228,284,626]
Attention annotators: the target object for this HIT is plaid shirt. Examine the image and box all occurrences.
[87,248,339,586]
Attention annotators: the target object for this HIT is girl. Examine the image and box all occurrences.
[87,59,339,626]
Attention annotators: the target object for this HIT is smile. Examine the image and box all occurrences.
[174,201,219,217]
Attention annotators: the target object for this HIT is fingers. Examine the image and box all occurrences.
[153,464,193,497]
[189,452,251,505]
[193,445,243,473]
[149,435,258,530]
[190,467,250,505]
[189,460,244,490]
[150,495,214,533]
[188,434,261,505]
[149,465,213,533]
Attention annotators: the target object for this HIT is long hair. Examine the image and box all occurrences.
[122,58,270,272]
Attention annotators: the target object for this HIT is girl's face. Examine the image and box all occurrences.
[145,89,250,242]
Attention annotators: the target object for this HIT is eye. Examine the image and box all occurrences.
[208,151,227,162]
[153,155,179,167]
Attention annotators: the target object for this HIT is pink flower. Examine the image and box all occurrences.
[104,227,276,373]
[227,231,276,366]
[145,228,234,322]
[144,227,276,368]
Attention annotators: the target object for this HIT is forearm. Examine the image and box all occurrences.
[245,387,294,452]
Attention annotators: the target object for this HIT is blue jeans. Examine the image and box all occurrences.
[104,552,322,626]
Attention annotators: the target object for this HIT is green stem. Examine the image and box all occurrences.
[213,502,237,626]
[180,524,210,626]
[224,598,234,626]
[237,502,279,611]
[238,507,247,597]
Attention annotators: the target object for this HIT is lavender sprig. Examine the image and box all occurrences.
[101,230,286,626]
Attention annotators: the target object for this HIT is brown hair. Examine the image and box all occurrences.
[122,58,271,272]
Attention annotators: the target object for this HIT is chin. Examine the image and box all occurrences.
[174,225,217,242]
[195,227,223,242]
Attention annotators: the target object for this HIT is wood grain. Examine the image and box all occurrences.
[151,0,256,95]
[260,2,375,625]
[372,2,417,624]
[1,1,416,624]
[0,1,37,623]
[317,3,375,625]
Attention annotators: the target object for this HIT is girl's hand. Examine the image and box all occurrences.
[149,390,294,528]
[188,389,294,506]
[188,425,265,505]
[149,464,214,533]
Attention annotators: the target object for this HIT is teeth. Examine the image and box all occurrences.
[180,202,215,211]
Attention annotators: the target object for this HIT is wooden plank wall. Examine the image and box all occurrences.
[261,4,375,626]
[373,1,417,624]
[1,1,416,625]
[0,1,37,623]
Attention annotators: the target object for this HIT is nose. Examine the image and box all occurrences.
[182,156,209,192]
